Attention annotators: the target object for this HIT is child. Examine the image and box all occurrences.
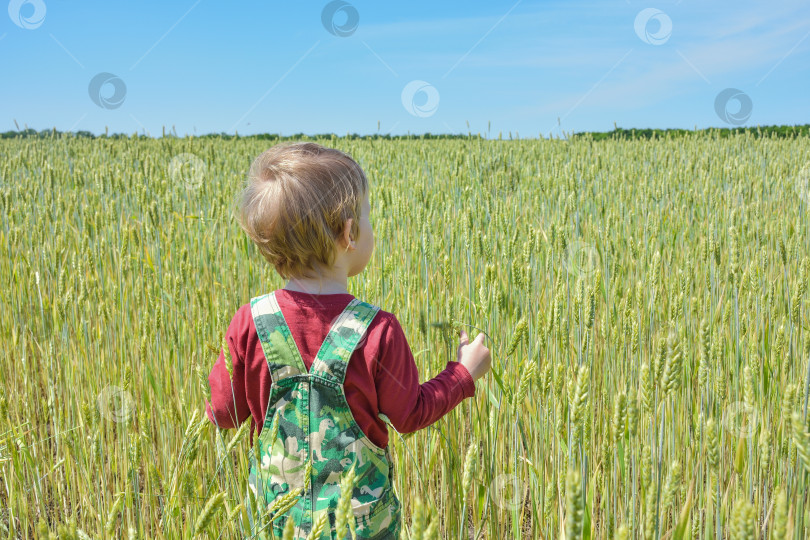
[205,142,491,539]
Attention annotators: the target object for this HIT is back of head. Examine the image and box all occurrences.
[236,142,368,281]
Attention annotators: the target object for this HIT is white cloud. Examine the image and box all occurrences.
[521,8,810,116]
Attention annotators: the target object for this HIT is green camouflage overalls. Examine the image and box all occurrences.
[247,290,401,539]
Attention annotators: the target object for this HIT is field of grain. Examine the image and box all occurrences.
[1,132,809,539]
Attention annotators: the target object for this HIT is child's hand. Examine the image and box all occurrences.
[457,329,491,382]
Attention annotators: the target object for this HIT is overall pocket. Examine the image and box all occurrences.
[353,491,401,539]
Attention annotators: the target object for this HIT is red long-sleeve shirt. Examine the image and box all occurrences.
[205,288,476,448]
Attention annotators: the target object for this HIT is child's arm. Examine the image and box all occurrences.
[375,315,490,434]
[205,307,252,429]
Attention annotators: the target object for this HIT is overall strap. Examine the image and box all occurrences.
[309,298,380,384]
[250,291,307,381]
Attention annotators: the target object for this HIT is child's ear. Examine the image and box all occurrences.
[341,218,355,248]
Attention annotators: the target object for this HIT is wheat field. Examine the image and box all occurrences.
[1,131,809,539]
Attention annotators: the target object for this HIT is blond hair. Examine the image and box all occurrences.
[236,142,369,280]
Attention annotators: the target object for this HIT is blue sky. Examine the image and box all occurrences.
[2,0,809,137]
